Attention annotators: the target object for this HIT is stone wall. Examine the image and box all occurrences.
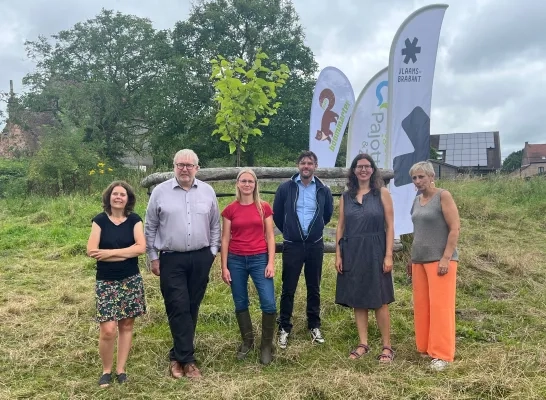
[0,122,37,158]
[511,163,546,178]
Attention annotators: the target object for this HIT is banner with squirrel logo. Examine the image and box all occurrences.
[309,67,355,167]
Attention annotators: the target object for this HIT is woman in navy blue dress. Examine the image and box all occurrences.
[335,154,395,362]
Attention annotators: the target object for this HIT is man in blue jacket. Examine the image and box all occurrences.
[273,150,334,349]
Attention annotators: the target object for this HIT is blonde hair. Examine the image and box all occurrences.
[409,161,435,178]
[236,168,264,222]
[173,149,199,165]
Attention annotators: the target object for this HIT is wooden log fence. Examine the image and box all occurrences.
[140,167,394,189]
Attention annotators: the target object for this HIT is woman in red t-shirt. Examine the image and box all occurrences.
[221,169,276,365]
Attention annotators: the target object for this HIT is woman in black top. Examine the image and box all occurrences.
[87,181,146,387]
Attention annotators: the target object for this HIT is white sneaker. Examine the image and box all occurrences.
[278,329,289,349]
[430,358,449,371]
[310,328,325,344]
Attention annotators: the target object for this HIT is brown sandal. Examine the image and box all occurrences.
[349,344,370,359]
[378,346,395,363]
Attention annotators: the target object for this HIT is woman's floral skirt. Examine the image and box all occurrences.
[95,273,147,322]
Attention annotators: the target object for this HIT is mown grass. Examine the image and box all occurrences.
[1,175,546,399]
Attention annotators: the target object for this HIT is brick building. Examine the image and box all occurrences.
[512,142,546,178]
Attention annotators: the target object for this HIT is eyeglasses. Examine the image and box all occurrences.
[238,179,255,185]
[174,163,196,170]
[355,165,373,171]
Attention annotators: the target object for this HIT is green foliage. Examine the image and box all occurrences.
[22,9,171,161]
[210,51,290,166]
[174,0,317,165]
[87,160,118,192]
[430,146,440,160]
[12,3,320,169]
[450,173,546,219]
[27,120,101,195]
[0,158,29,198]
[249,144,300,167]
[501,149,523,172]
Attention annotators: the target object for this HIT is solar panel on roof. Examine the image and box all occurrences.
[435,132,496,167]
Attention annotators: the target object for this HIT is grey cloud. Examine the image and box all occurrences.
[432,68,528,111]
[0,0,189,100]
[295,0,413,56]
[495,86,546,153]
[1,0,545,159]
[448,0,546,73]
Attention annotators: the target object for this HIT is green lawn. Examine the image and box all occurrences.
[1,176,546,399]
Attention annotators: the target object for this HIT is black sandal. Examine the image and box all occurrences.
[378,346,395,363]
[98,373,112,387]
[349,344,370,359]
[116,373,128,384]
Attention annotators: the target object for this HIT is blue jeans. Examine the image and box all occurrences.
[227,252,276,314]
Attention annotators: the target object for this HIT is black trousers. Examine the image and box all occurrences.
[159,247,214,364]
[279,240,324,333]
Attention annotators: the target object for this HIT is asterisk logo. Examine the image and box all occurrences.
[401,37,421,64]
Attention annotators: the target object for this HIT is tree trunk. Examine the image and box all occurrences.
[141,167,394,188]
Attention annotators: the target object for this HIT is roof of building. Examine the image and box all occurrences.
[524,143,546,163]
[431,132,500,169]
[428,159,460,169]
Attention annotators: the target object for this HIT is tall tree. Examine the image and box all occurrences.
[173,0,318,165]
[502,149,523,173]
[22,9,171,161]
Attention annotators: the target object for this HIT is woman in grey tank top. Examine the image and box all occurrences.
[408,161,460,371]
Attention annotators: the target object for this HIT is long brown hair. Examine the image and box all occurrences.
[346,153,383,199]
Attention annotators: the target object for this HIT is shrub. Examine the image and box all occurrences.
[0,158,29,198]
[27,121,101,195]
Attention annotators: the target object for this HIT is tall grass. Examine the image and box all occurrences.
[1,175,546,399]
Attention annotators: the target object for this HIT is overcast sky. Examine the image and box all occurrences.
[1,0,545,158]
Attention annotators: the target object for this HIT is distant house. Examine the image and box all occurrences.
[428,159,459,179]
[512,142,546,178]
[430,131,502,173]
[1,80,153,170]
[119,152,153,171]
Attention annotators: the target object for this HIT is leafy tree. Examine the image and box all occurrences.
[28,117,100,195]
[173,0,318,165]
[210,52,289,166]
[430,147,440,160]
[145,56,222,167]
[22,9,171,161]
[502,150,523,172]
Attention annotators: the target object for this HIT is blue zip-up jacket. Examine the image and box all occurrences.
[273,173,334,243]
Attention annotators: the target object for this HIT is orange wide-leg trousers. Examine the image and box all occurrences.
[412,261,457,362]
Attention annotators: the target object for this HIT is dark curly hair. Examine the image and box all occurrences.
[297,150,318,164]
[101,181,136,216]
[346,153,383,199]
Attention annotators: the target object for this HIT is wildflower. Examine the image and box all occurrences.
[107,168,113,172]
[99,169,104,174]
[89,170,96,175]
[97,162,105,168]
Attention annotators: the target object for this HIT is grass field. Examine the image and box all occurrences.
[1,175,546,399]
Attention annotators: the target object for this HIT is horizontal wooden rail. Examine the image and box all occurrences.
[141,167,394,189]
